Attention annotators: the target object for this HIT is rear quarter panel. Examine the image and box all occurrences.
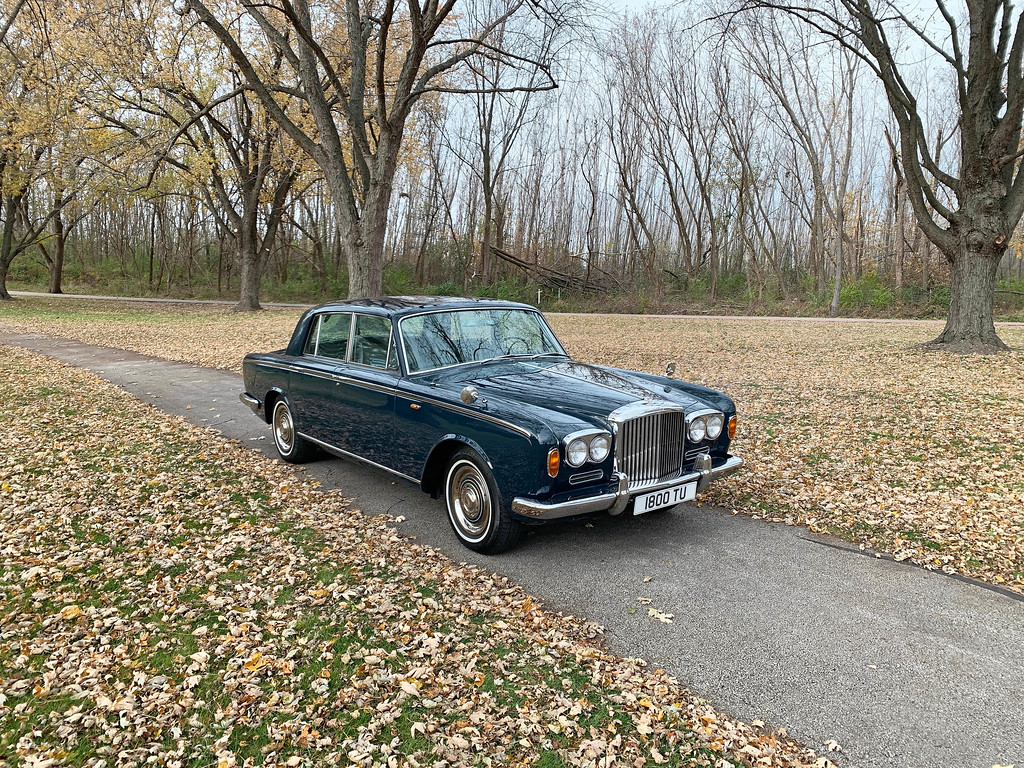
[242,352,291,422]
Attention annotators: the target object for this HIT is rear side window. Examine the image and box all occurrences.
[302,316,321,356]
[305,313,351,360]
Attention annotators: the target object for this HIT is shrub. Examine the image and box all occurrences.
[383,262,416,295]
[871,287,894,309]
[929,284,951,310]
[838,281,866,309]
[716,272,747,299]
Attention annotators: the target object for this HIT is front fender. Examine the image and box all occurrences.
[420,430,554,506]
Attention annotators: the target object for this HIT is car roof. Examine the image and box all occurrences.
[307,296,537,318]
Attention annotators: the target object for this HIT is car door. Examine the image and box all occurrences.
[326,313,399,468]
[288,311,352,446]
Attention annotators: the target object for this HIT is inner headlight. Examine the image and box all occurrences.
[706,413,724,440]
[687,417,707,443]
[589,434,611,462]
[566,438,589,467]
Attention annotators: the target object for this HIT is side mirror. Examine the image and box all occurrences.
[665,361,677,377]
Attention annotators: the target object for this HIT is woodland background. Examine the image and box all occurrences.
[2,0,1024,318]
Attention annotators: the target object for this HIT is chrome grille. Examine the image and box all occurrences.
[617,410,687,489]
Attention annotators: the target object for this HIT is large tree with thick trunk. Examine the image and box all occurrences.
[738,0,1024,351]
[183,0,563,299]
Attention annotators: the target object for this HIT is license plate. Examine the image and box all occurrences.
[634,481,697,515]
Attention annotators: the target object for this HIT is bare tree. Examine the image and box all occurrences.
[182,0,565,298]
[735,0,1024,350]
[161,81,302,311]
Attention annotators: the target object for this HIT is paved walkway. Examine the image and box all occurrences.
[11,289,1024,325]
[2,330,1022,768]
[8,290,309,308]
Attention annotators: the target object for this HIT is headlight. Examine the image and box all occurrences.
[687,417,707,442]
[706,413,724,440]
[589,434,611,462]
[566,438,589,467]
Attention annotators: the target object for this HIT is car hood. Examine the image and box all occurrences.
[432,359,711,426]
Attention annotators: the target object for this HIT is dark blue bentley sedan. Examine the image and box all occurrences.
[241,297,742,553]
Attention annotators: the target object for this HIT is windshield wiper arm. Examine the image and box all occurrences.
[475,351,569,365]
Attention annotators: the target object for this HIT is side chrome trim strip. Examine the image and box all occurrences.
[297,432,420,484]
[401,393,535,439]
[332,373,397,395]
[254,359,532,439]
[256,360,398,396]
[257,359,311,375]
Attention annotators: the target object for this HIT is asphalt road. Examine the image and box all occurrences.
[14,290,1024,326]
[3,330,1022,768]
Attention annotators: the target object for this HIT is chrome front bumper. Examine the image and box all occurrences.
[511,455,743,521]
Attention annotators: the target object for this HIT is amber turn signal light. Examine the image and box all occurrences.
[728,415,738,439]
[547,447,560,477]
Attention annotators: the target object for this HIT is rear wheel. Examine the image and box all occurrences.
[445,448,523,554]
[271,398,317,463]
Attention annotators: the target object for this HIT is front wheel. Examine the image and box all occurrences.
[444,448,523,554]
[271,398,317,463]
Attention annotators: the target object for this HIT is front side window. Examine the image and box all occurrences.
[400,309,565,373]
[351,314,394,369]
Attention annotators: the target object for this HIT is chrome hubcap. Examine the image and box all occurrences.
[273,403,294,453]
[448,460,491,542]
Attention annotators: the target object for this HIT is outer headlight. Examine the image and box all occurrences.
[566,438,589,467]
[687,417,707,443]
[706,413,724,440]
[589,434,611,463]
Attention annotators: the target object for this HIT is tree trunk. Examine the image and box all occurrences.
[921,232,929,291]
[235,235,263,311]
[928,180,1009,350]
[0,194,19,301]
[480,200,493,287]
[48,200,66,294]
[324,140,399,299]
[894,188,905,290]
[931,247,1007,351]
[830,230,843,317]
[810,195,825,294]
[340,190,388,299]
[344,232,384,299]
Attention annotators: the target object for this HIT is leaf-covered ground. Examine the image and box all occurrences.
[1,297,1022,594]
[0,345,817,768]
[559,316,1024,593]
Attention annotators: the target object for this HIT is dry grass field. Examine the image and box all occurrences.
[2,298,1022,593]
[1,345,816,767]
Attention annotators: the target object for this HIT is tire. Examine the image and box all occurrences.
[271,398,317,463]
[444,448,523,554]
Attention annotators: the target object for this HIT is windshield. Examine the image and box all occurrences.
[400,309,567,373]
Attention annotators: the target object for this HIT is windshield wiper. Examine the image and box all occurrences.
[474,351,569,365]
[477,354,527,364]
